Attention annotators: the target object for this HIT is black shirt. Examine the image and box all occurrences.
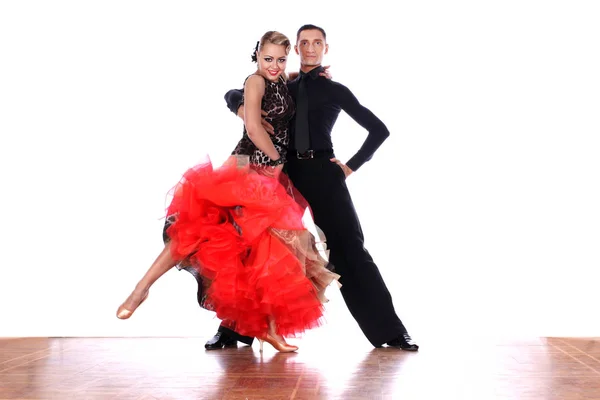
[224,66,390,171]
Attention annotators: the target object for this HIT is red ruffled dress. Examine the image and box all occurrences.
[164,76,340,338]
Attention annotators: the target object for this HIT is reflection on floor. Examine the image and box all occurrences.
[1,336,599,399]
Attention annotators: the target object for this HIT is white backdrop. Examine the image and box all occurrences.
[1,0,599,341]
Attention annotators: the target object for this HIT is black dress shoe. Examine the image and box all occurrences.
[386,333,419,351]
[205,331,237,350]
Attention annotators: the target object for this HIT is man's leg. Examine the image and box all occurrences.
[288,157,417,349]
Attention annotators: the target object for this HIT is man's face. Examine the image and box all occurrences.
[295,29,328,67]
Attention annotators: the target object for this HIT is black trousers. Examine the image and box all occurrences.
[181,154,407,347]
[285,155,407,347]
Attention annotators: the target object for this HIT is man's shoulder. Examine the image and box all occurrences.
[318,78,351,94]
[327,79,347,88]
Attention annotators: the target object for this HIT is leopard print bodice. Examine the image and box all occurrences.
[231,75,294,165]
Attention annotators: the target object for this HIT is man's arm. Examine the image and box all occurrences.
[336,84,390,172]
[224,87,274,134]
[224,88,244,115]
[224,68,332,113]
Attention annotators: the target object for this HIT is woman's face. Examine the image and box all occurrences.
[257,43,288,82]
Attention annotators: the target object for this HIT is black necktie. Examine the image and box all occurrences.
[294,74,310,153]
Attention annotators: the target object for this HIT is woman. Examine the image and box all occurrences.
[116,31,340,353]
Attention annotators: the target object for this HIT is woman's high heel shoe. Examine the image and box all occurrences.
[258,334,299,353]
[116,290,149,320]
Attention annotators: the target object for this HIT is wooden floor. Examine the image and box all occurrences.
[1,337,599,399]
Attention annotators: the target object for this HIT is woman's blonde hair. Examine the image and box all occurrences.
[259,31,291,54]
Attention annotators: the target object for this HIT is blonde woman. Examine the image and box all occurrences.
[116,31,339,353]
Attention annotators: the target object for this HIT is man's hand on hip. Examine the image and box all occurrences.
[330,158,353,178]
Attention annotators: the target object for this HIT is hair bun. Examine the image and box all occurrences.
[251,41,259,63]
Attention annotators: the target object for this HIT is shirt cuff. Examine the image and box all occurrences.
[346,156,363,172]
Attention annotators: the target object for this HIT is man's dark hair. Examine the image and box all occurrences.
[296,24,327,42]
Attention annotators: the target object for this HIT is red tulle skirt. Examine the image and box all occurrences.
[165,155,339,338]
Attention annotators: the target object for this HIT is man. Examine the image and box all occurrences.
[206,24,418,351]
